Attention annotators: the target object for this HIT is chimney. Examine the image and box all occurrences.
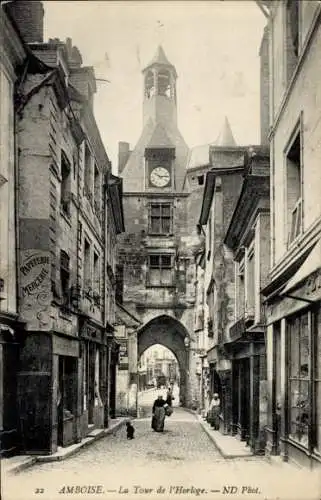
[259,25,270,146]
[118,142,131,173]
[6,0,44,44]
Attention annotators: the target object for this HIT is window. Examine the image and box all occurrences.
[207,213,212,260]
[236,260,245,319]
[84,143,92,200]
[149,202,172,234]
[61,151,71,216]
[246,250,255,317]
[116,264,124,304]
[94,164,101,217]
[315,309,321,453]
[286,130,302,244]
[197,175,204,186]
[93,251,100,296]
[286,0,299,82]
[288,311,309,447]
[147,254,174,286]
[84,239,91,288]
[60,250,70,299]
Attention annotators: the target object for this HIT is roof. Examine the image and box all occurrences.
[143,45,176,76]
[142,45,177,78]
[224,175,270,251]
[187,117,237,170]
[146,123,174,149]
[108,174,125,234]
[187,144,211,169]
[115,302,141,327]
[215,116,236,147]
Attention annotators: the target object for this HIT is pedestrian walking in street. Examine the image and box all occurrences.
[166,386,175,407]
[207,393,220,430]
[151,394,166,432]
[126,421,135,439]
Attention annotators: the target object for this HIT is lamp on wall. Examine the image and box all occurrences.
[184,336,190,348]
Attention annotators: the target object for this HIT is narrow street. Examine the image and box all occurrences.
[3,408,319,500]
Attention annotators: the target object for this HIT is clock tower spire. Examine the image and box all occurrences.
[142,45,178,128]
[120,46,188,193]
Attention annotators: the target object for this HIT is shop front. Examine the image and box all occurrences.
[0,315,25,457]
[53,334,81,448]
[17,330,80,455]
[264,241,321,469]
[108,335,120,420]
[225,319,266,454]
[79,317,108,435]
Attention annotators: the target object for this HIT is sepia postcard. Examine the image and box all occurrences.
[1,1,321,499]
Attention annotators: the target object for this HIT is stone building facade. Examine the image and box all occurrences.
[198,142,246,433]
[117,46,203,411]
[261,0,321,469]
[3,1,124,455]
[0,2,26,457]
[224,147,270,453]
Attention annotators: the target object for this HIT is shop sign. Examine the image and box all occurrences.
[53,335,79,357]
[118,340,128,369]
[19,250,51,330]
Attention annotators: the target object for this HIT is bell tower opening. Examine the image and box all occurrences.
[142,46,178,127]
[158,70,172,98]
[145,70,155,99]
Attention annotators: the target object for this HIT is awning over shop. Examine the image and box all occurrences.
[281,238,321,295]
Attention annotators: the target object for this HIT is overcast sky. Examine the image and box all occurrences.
[44,1,267,171]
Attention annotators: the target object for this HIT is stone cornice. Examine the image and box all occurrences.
[123,191,189,198]
[266,216,321,293]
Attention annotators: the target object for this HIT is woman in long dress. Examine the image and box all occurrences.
[151,395,166,432]
[207,393,220,430]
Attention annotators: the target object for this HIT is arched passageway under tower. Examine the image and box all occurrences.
[137,315,191,407]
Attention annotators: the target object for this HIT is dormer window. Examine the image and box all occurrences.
[197,175,204,186]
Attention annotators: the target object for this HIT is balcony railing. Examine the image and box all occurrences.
[229,317,245,341]
[229,311,255,342]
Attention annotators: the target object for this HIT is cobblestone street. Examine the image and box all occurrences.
[3,409,319,500]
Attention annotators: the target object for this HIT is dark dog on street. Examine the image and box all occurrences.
[126,421,135,440]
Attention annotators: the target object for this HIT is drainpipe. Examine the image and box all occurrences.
[103,170,109,427]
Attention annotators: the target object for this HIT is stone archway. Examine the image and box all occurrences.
[137,315,190,407]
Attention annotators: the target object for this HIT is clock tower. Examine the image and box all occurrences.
[120,45,189,193]
[117,47,200,412]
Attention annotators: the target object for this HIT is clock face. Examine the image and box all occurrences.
[150,166,171,188]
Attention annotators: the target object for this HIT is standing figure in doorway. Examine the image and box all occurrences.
[151,394,166,432]
[207,393,220,430]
